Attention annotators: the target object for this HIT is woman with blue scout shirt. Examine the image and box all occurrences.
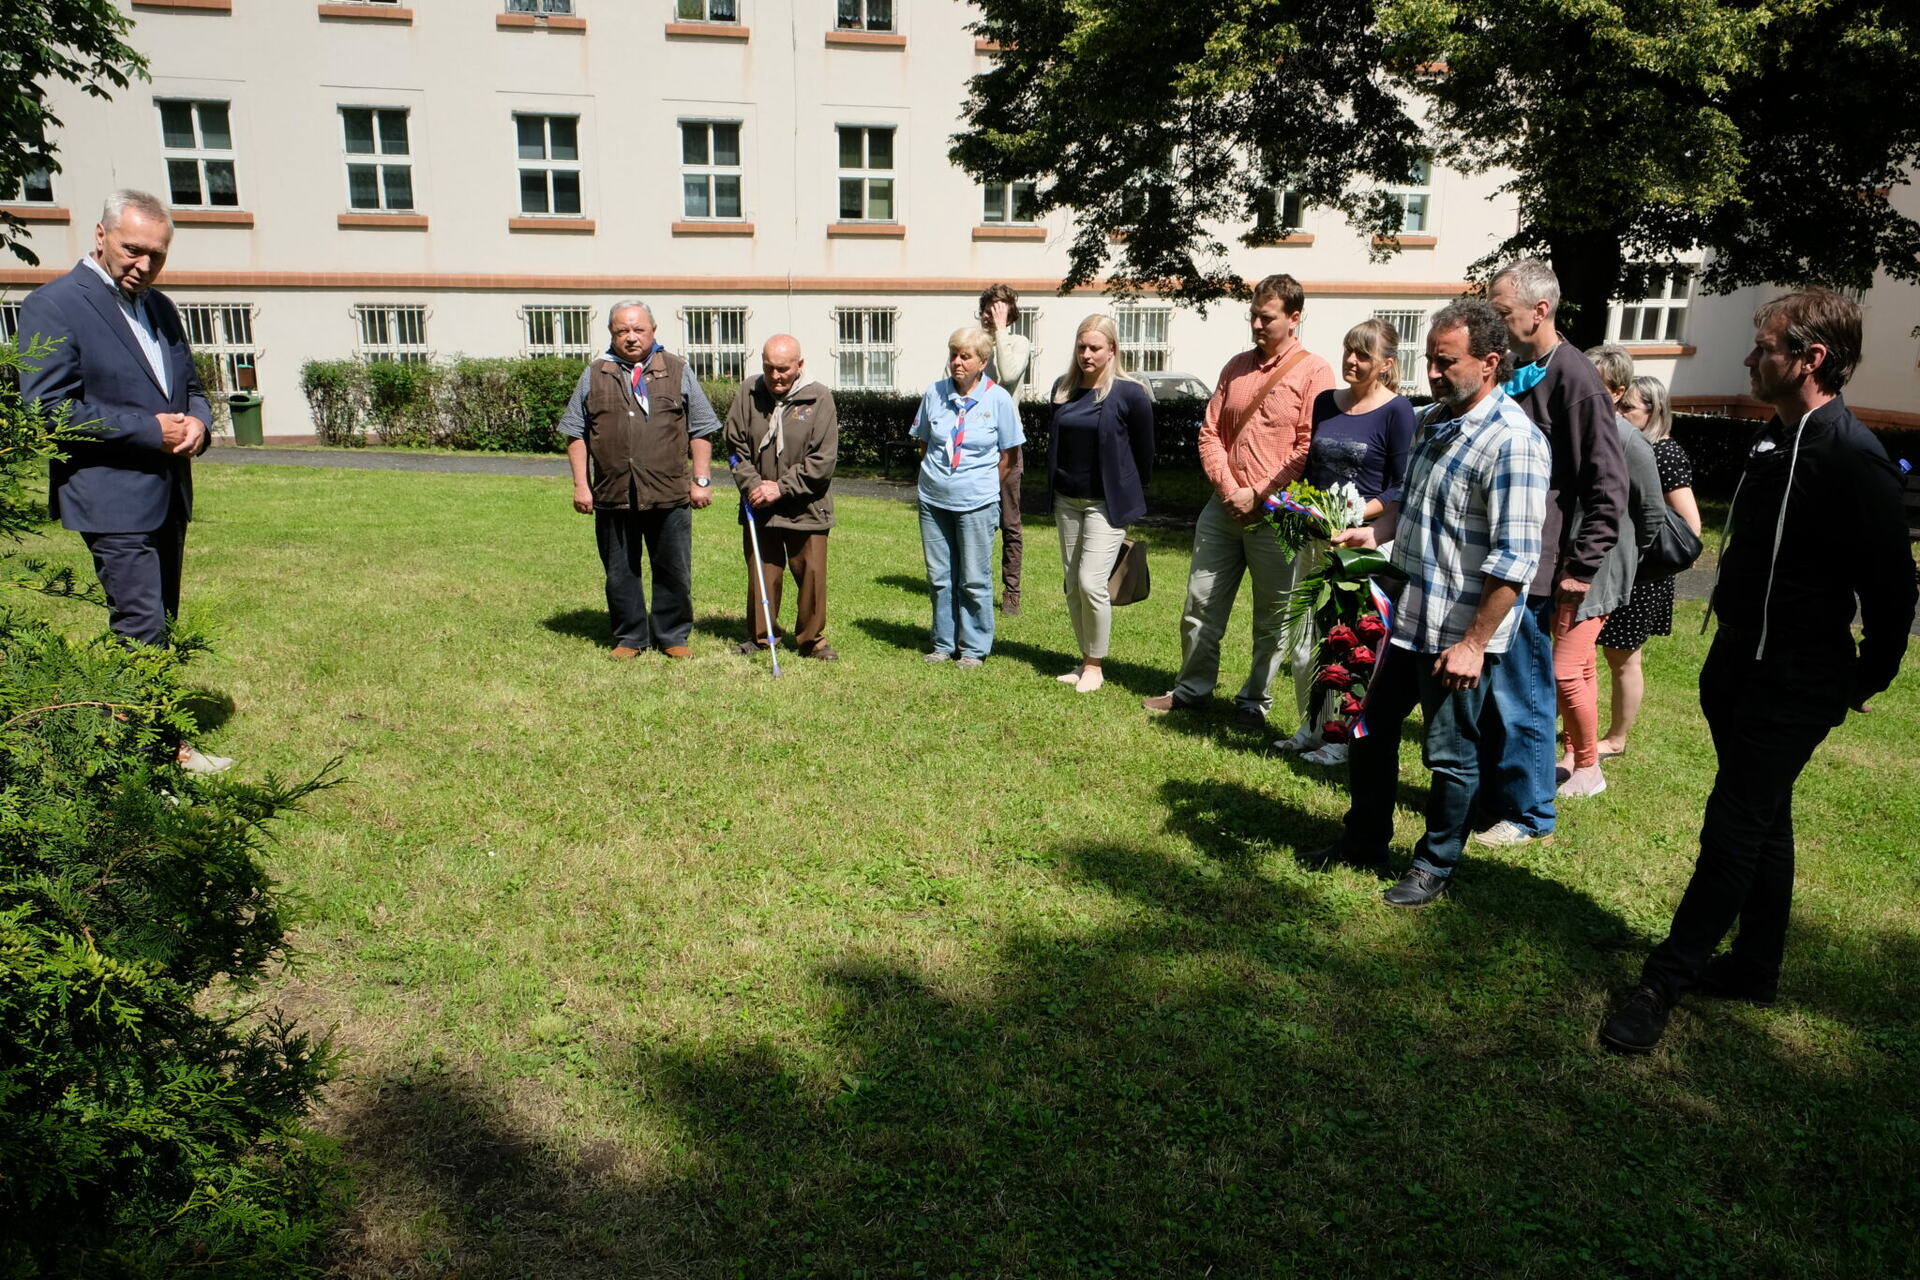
[913,328,1026,667]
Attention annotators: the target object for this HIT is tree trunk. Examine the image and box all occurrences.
[1546,230,1625,352]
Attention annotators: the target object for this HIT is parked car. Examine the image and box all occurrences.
[1139,371,1213,402]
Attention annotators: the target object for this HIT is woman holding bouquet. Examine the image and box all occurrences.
[1043,315,1155,692]
[1276,317,1417,764]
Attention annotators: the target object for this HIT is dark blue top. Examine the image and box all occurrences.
[1041,377,1155,527]
[1051,389,1104,499]
[1306,389,1417,505]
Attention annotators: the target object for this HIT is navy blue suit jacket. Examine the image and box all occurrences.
[20,262,211,533]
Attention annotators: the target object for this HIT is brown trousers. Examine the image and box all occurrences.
[742,523,829,651]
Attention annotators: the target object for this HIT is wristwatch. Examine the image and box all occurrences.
[693,476,711,488]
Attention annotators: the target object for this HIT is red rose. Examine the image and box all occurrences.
[1321,720,1351,742]
[1317,663,1353,690]
[1349,646,1377,668]
[1340,693,1365,716]
[1325,624,1358,650]
[1356,614,1387,640]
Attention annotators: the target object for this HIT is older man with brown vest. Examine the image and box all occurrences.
[559,300,721,658]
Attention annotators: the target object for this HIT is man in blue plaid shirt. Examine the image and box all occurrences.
[1303,299,1550,907]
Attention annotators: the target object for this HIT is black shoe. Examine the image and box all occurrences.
[1296,843,1391,877]
[1382,866,1448,907]
[1697,956,1778,1008]
[1002,592,1021,617]
[1599,986,1671,1054]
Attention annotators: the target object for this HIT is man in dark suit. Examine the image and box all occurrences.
[20,188,230,773]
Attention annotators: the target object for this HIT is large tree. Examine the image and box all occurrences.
[954,0,1920,346]
[1,0,148,266]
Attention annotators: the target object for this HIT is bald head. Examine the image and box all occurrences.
[762,333,804,397]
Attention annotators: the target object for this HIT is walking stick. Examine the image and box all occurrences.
[732,455,783,678]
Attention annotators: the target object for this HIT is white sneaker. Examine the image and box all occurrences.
[1472,820,1551,848]
[178,746,234,775]
[1301,743,1348,766]
[1056,666,1083,683]
[1271,727,1318,753]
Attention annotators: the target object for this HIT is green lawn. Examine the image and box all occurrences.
[17,466,1918,1278]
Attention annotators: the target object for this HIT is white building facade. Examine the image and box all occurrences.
[2,0,1915,435]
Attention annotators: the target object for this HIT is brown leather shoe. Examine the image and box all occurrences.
[610,646,644,660]
[663,645,693,659]
[1141,692,1199,713]
[800,643,840,661]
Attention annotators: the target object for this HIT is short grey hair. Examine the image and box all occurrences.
[948,326,995,362]
[1492,258,1561,315]
[1584,343,1635,394]
[101,189,173,233]
[608,299,656,327]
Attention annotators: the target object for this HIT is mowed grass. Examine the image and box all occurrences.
[16,465,1919,1278]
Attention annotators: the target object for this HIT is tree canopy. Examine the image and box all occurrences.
[954,0,1920,344]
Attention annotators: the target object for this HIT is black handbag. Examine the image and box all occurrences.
[1638,507,1703,581]
[1108,538,1150,606]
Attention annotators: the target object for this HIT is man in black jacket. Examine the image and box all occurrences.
[1601,289,1916,1053]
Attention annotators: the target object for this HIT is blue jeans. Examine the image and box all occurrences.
[1476,595,1557,836]
[1341,643,1497,876]
[920,499,999,659]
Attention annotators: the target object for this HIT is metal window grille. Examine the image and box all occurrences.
[1609,266,1692,344]
[521,305,594,359]
[1372,309,1425,394]
[0,302,21,345]
[179,303,260,391]
[1116,305,1172,373]
[836,126,895,221]
[832,307,896,390]
[157,100,239,208]
[354,305,430,363]
[682,307,750,381]
[836,0,892,32]
[507,0,573,12]
[515,114,582,216]
[341,107,413,211]
[680,121,743,219]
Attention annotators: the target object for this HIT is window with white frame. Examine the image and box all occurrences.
[1383,160,1431,234]
[1371,309,1425,394]
[837,126,895,221]
[676,0,738,19]
[1116,305,1172,373]
[158,100,239,208]
[4,120,54,204]
[507,0,573,12]
[354,305,430,363]
[835,0,892,31]
[521,305,594,359]
[180,303,259,392]
[1609,266,1692,344]
[682,307,750,381]
[681,121,742,220]
[1,302,21,344]
[982,180,1038,225]
[340,107,413,211]
[1271,184,1306,232]
[515,114,581,216]
[832,307,896,390]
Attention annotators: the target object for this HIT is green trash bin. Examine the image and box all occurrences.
[227,392,264,446]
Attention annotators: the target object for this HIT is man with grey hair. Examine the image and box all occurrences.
[558,300,720,658]
[19,189,229,772]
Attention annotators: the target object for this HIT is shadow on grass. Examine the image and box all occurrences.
[540,609,613,649]
[872,573,931,597]
[850,616,927,655]
[181,687,236,735]
[985,635,1169,696]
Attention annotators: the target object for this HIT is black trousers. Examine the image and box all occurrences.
[595,505,693,651]
[1639,637,1840,1002]
[82,515,187,646]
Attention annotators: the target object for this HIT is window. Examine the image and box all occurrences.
[676,0,738,18]
[158,100,238,208]
[521,305,594,359]
[1371,309,1425,394]
[180,303,259,392]
[832,307,896,390]
[682,307,750,380]
[681,121,742,219]
[516,114,581,216]
[1,302,21,344]
[1116,304,1172,373]
[1610,266,1692,344]
[354,305,430,363]
[837,126,894,221]
[835,0,892,31]
[340,107,413,211]
[507,0,573,11]
[982,180,1038,225]
[1384,160,1431,234]
[5,120,53,204]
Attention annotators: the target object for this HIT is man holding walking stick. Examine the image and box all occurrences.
[724,334,841,662]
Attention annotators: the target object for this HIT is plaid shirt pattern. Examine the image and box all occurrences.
[1389,387,1550,655]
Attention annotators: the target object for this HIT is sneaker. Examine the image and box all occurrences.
[1557,766,1607,798]
[1382,866,1449,907]
[924,652,954,663]
[1074,667,1104,693]
[178,745,234,775]
[1296,843,1391,877]
[610,645,645,660]
[1472,820,1553,848]
[1272,728,1318,753]
[1697,956,1779,1008]
[1056,667,1084,684]
[1141,692,1200,713]
[1301,743,1349,767]
[799,643,840,662]
[955,656,985,670]
[1599,986,1671,1054]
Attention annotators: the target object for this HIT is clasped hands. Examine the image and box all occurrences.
[158,413,207,455]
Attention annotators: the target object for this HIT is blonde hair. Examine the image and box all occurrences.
[1343,318,1399,393]
[1624,375,1673,442]
[948,327,995,362]
[1052,314,1131,403]
[1584,343,1635,395]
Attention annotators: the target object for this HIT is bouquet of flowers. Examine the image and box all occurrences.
[1281,545,1400,743]
[1261,479,1367,561]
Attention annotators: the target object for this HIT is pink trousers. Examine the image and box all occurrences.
[1553,603,1609,769]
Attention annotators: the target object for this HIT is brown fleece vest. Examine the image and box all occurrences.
[583,350,691,509]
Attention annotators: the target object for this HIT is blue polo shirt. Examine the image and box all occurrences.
[912,376,1024,512]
